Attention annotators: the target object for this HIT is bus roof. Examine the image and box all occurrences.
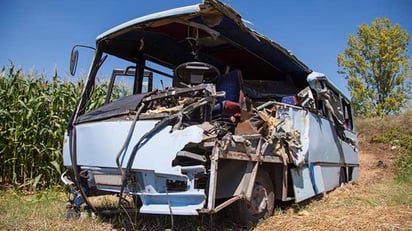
[96,0,314,89]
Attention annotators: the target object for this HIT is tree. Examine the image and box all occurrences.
[338,17,411,116]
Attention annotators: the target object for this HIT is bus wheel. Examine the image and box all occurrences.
[236,169,275,225]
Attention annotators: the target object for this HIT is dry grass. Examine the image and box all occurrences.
[0,189,241,230]
[0,190,112,230]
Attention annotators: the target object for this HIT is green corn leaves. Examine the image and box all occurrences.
[0,63,107,191]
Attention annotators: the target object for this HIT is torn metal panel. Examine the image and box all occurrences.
[96,4,202,40]
[75,121,201,174]
[253,102,310,167]
[131,125,204,173]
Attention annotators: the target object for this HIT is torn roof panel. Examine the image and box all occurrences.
[96,1,311,88]
[96,4,202,41]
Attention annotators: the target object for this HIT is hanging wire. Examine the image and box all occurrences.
[166,187,174,231]
[120,203,136,231]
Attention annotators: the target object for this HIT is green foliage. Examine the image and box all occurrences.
[369,114,412,182]
[370,126,402,144]
[394,149,412,182]
[0,64,110,191]
[0,64,78,190]
[338,17,412,116]
[87,79,109,110]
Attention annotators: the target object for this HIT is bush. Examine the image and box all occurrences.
[394,149,412,182]
[369,113,412,182]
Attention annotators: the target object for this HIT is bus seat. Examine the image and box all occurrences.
[214,70,244,116]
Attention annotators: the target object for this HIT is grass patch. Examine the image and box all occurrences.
[0,189,245,230]
[0,189,108,230]
[356,111,412,182]
[383,180,412,206]
[344,197,378,207]
[362,179,412,207]
[0,190,66,230]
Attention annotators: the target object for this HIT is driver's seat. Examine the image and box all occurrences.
[214,70,244,117]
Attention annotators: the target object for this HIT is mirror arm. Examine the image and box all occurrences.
[69,44,96,76]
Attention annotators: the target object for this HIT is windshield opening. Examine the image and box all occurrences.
[82,53,173,114]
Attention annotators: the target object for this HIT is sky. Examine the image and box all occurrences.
[1,0,411,96]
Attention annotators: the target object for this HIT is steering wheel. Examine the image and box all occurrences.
[175,61,220,84]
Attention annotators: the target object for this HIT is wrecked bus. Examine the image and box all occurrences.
[61,0,359,224]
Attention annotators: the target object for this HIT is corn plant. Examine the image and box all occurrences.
[0,63,109,191]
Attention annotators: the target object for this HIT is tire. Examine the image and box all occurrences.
[233,169,275,225]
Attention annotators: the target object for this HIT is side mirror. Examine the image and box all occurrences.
[69,49,78,76]
[69,44,96,76]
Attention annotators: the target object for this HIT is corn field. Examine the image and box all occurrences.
[0,64,107,191]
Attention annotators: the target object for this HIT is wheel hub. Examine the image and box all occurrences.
[247,183,268,215]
